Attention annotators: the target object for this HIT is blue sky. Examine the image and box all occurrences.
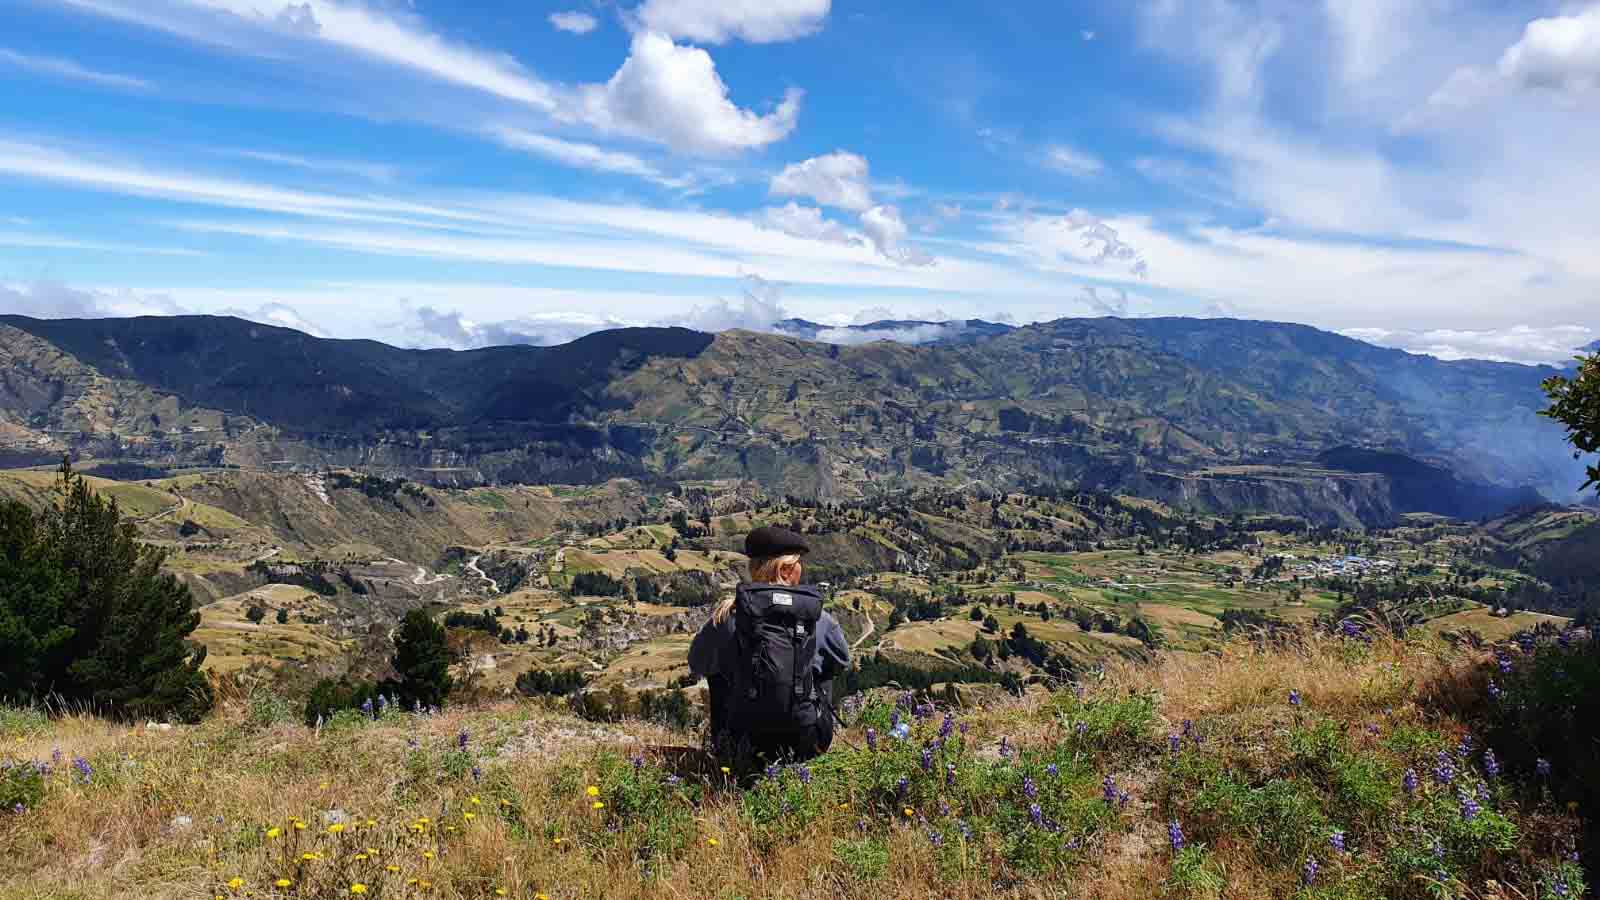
[1,0,1597,363]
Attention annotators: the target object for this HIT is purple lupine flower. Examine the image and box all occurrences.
[797,765,811,785]
[856,817,868,834]
[1023,777,1037,800]
[927,828,944,848]
[1168,820,1185,851]
[920,749,933,773]
[889,710,901,730]
[1403,768,1419,795]
[1552,877,1572,898]
[471,766,482,783]
[939,714,954,739]
[665,775,681,787]
[945,763,956,788]
[1537,757,1552,778]
[864,727,877,751]
[895,776,909,800]
[51,748,61,765]
[1074,721,1088,738]
[764,763,780,780]
[407,736,419,749]
[1289,689,1302,707]
[1476,782,1491,805]
[377,694,388,714]
[1366,723,1381,737]
[1329,830,1345,853]
[1028,803,1043,826]
[72,756,92,783]
[1168,733,1181,754]
[1302,856,1319,886]
[1498,654,1513,675]
[1073,683,1086,700]
[457,730,470,750]
[1102,775,1118,804]
[915,702,935,721]
[1118,789,1130,808]
[1181,719,1194,738]
[361,697,374,717]
[1457,734,1473,759]
[1433,752,1456,786]
[632,755,644,771]
[1558,631,1572,649]
[937,798,951,817]
[1459,787,1480,821]
[1487,680,1502,700]
[957,820,972,841]
[1045,763,1059,778]
[959,721,969,736]
[1483,749,1499,780]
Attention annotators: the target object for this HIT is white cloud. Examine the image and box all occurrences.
[0,280,324,333]
[1041,144,1104,178]
[1078,285,1129,317]
[167,0,560,110]
[860,205,934,266]
[990,209,1148,277]
[1339,324,1598,366]
[760,202,861,246]
[768,151,872,211]
[1497,4,1600,94]
[219,148,401,182]
[549,10,599,35]
[574,31,803,155]
[409,305,627,348]
[812,323,960,345]
[665,274,790,332]
[490,127,689,188]
[632,0,830,44]
[218,300,327,335]
[1081,30,1096,41]
[0,230,201,256]
[0,47,152,90]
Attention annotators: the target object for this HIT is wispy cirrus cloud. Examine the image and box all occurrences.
[488,127,692,189]
[0,47,152,90]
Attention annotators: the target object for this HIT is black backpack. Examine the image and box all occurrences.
[727,582,823,739]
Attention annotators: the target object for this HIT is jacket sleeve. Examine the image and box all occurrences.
[814,612,851,681]
[688,616,733,679]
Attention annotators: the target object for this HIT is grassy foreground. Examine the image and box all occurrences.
[1,631,1587,899]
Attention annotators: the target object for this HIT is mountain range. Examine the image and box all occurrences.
[0,313,1587,526]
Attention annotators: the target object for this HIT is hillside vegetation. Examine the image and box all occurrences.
[1,628,1586,899]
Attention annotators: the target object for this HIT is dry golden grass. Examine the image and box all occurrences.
[0,630,1579,900]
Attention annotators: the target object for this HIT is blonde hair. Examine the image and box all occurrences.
[711,553,803,625]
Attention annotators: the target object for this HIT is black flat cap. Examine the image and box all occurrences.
[745,525,810,558]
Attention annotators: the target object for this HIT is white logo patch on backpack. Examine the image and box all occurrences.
[772,592,793,606]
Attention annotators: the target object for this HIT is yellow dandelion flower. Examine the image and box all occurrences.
[903,807,915,818]
[274,878,292,888]
[385,865,400,874]
[464,812,476,821]
[292,821,307,831]
[444,825,457,833]
[353,854,368,862]
[364,819,377,828]
[227,878,244,890]
[350,884,368,895]
[585,786,600,797]
[552,837,564,846]
[406,878,419,886]
[365,848,377,856]
[319,782,329,790]
[495,890,507,897]
[410,824,425,833]
[838,802,850,810]
[591,801,605,810]
[416,817,431,824]
[301,852,322,862]
[720,766,731,775]
[537,894,550,900]
[706,837,720,847]
[327,823,345,834]
[266,827,282,839]
[469,796,481,806]
[418,881,432,891]
[499,799,510,807]
[422,851,435,860]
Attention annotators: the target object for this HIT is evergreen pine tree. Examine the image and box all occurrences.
[391,608,453,708]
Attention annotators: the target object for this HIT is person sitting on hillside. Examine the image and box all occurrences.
[688,526,850,764]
